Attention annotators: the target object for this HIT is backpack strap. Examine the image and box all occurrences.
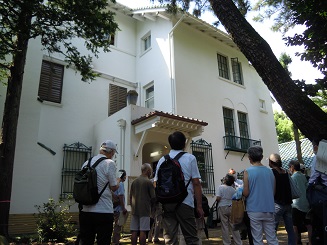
[89,157,110,198]
[173,151,186,161]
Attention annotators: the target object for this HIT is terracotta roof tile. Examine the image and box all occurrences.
[131,111,208,126]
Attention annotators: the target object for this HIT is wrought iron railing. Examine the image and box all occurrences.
[223,135,261,153]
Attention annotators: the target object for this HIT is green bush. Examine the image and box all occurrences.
[34,198,76,243]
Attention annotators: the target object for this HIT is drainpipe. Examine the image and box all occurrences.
[169,14,186,114]
[117,119,126,170]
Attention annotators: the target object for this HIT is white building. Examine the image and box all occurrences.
[0,2,279,234]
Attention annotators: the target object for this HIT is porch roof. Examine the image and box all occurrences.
[131,111,208,157]
[131,110,207,134]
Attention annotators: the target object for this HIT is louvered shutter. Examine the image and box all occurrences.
[38,60,64,103]
[109,84,127,116]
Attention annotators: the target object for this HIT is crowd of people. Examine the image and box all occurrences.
[76,134,327,245]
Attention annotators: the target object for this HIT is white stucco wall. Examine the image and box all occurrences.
[172,21,279,188]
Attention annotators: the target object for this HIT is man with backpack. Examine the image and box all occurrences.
[154,131,204,245]
[78,140,120,245]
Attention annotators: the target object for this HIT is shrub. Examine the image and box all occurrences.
[34,198,76,243]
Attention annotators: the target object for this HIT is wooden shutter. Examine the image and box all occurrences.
[109,84,127,116]
[38,60,64,103]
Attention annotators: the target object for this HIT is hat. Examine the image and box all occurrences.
[300,163,305,170]
[100,140,118,153]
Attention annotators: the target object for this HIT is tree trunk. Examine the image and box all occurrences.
[293,123,303,163]
[0,11,31,238]
[209,0,327,140]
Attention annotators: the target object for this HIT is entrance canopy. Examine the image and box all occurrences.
[131,111,208,157]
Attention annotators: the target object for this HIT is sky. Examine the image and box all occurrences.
[117,0,322,89]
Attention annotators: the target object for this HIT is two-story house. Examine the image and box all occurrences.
[0,2,279,234]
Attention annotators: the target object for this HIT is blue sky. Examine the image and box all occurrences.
[117,0,322,85]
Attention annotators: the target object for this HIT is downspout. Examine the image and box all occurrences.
[169,14,186,114]
[117,119,126,170]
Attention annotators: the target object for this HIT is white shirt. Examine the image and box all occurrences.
[81,154,117,213]
[216,184,236,207]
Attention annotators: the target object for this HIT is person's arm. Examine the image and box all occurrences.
[193,178,204,219]
[242,170,249,197]
[216,196,221,203]
[110,178,120,192]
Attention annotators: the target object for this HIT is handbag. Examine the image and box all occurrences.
[207,200,220,228]
[288,174,300,199]
[231,198,245,225]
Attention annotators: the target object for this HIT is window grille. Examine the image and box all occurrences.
[38,60,64,103]
[191,139,215,195]
[217,54,229,79]
[109,84,127,116]
[61,142,92,199]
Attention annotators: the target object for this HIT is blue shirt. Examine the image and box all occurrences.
[114,181,125,212]
[246,166,275,213]
[154,150,201,208]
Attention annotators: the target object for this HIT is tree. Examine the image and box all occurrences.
[252,0,327,95]
[160,0,327,139]
[0,0,118,238]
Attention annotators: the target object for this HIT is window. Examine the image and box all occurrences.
[223,107,235,148]
[223,107,235,136]
[109,84,127,116]
[238,112,249,139]
[231,58,243,85]
[145,85,154,108]
[142,33,151,52]
[191,139,215,195]
[238,111,250,149]
[38,60,64,103]
[259,99,266,111]
[61,142,92,199]
[109,34,115,46]
[217,54,229,80]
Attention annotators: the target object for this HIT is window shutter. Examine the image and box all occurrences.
[109,84,127,116]
[38,60,64,103]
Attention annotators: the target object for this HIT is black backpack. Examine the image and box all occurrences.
[73,157,108,206]
[155,152,191,204]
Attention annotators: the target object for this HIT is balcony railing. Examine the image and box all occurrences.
[223,135,261,153]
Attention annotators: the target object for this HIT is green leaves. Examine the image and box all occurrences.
[1,0,119,81]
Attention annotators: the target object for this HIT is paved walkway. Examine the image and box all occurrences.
[120,224,309,244]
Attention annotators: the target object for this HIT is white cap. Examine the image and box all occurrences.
[100,140,118,153]
[300,163,305,170]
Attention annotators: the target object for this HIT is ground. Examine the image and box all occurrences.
[118,224,309,244]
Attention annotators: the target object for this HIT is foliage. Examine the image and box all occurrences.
[252,0,327,95]
[279,52,292,77]
[0,0,119,82]
[274,111,304,143]
[311,90,327,113]
[34,198,76,243]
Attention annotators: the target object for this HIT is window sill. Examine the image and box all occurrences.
[140,47,152,57]
[260,108,268,114]
[38,99,63,108]
[218,77,245,89]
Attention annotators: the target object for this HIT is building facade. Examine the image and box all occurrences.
[0,2,279,234]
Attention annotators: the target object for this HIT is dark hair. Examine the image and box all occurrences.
[311,137,322,147]
[247,146,263,162]
[168,131,186,150]
[288,160,300,171]
[224,174,235,186]
[119,169,126,178]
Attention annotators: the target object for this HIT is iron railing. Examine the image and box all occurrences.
[223,135,261,153]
